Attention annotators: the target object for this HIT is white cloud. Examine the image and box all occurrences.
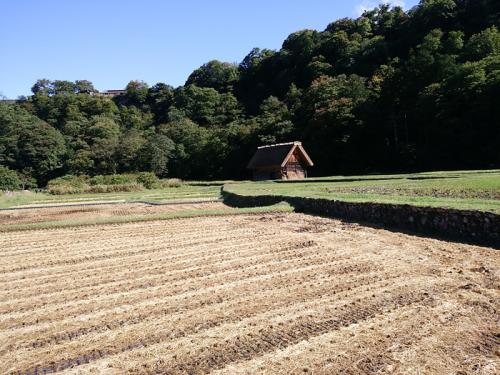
[355,0,406,17]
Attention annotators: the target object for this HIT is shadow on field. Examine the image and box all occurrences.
[300,211,500,250]
[222,191,500,249]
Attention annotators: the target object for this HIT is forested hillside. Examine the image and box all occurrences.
[1,0,499,186]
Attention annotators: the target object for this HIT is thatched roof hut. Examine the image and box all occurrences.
[247,141,313,180]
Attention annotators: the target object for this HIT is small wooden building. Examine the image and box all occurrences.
[247,141,314,180]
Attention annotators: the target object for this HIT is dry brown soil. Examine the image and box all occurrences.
[0,213,498,374]
[0,202,229,225]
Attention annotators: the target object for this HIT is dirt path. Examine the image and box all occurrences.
[0,213,498,374]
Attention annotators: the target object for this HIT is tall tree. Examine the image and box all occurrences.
[186,60,239,93]
[86,116,121,174]
[17,121,66,183]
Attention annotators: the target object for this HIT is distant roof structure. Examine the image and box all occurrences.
[99,89,127,97]
[247,141,314,169]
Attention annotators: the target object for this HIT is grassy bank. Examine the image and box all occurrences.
[224,170,500,214]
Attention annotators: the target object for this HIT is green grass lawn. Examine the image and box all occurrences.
[224,170,500,214]
[0,184,223,209]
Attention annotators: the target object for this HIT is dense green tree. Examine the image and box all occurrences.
[119,105,153,130]
[16,121,66,183]
[66,146,94,174]
[463,26,500,61]
[173,85,241,127]
[30,79,94,96]
[239,48,276,72]
[30,86,118,129]
[18,168,38,189]
[139,134,176,177]
[0,166,21,190]
[283,30,320,62]
[147,83,174,123]
[300,74,371,173]
[74,80,97,94]
[236,48,278,113]
[117,130,148,171]
[31,79,52,96]
[0,103,37,166]
[121,80,149,107]
[51,80,77,95]
[186,60,239,93]
[86,116,121,174]
[158,116,210,178]
[255,96,293,144]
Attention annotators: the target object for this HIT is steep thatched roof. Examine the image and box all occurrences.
[247,141,314,169]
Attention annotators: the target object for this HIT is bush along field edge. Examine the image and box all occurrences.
[221,187,500,248]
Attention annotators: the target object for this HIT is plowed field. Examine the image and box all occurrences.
[0,213,498,374]
[0,201,228,226]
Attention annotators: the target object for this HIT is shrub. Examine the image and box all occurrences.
[0,166,22,191]
[47,175,89,194]
[88,175,105,186]
[160,178,183,188]
[86,183,143,193]
[91,173,160,189]
[48,173,160,194]
[19,174,38,190]
[47,185,77,195]
[89,174,136,186]
[136,172,160,189]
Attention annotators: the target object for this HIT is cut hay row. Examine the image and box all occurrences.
[0,223,274,272]
[0,213,498,374]
[1,246,373,329]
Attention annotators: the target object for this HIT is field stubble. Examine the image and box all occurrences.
[0,201,228,226]
[0,212,498,374]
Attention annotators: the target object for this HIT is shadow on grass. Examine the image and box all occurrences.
[274,177,401,184]
[272,176,460,184]
[406,176,460,180]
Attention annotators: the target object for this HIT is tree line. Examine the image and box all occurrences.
[1,0,499,187]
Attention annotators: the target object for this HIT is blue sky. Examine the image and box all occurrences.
[0,0,419,98]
